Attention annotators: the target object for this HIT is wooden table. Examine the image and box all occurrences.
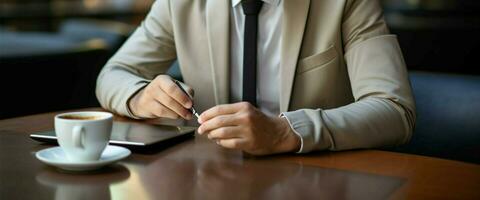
[1,108,479,200]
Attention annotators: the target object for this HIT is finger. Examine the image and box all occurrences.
[199,102,251,124]
[178,81,195,98]
[207,127,243,140]
[216,138,247,149]
[154,88,192,119]
[150,100,181,119]
[157,77,193,108]
[198,114,239,134]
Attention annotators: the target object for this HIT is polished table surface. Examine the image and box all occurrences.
[1,108,479,200]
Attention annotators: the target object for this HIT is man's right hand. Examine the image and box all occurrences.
[128,75,194,119]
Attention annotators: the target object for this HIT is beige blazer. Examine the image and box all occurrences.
[96,0,416,153]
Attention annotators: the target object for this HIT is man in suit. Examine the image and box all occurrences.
[96,0,416,155]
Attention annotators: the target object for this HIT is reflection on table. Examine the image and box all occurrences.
[36,165,130,200]
[106,137,403,200]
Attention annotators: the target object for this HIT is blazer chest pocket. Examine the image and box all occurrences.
[290,45,352,110]
[297,45,337,75]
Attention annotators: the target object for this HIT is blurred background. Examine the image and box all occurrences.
[1,0,479,162]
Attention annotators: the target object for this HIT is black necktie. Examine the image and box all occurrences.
[242,0,263,106]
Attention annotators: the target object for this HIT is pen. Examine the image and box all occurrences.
[173,80,200,119]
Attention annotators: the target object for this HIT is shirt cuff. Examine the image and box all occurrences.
[280,110,318,153]
[280,114,304,153]
[123,81,150,119]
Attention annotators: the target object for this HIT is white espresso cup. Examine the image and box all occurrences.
[55,112,113,162]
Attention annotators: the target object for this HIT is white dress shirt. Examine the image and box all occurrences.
[230,0,282,117]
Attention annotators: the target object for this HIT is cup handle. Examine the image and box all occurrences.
[72,126,85,149]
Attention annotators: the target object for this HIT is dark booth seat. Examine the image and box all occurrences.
[387,71,480,164]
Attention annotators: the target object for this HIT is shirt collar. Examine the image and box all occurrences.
[232,0,281,8]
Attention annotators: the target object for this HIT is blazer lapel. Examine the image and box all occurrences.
[206,0,230,105]
[280,0,310,112]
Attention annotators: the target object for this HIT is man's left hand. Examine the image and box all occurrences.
[197,102,300,155]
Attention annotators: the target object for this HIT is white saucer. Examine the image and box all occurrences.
[36,145,131,171]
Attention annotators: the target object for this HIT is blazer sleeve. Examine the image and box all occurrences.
[96,0,176,118]
[282,0,416,152]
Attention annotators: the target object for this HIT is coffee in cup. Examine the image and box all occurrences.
[58,115,103,120]
[55,112,113,162]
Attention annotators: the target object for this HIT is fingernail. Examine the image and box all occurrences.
[197,117,203,124]
[186,101,192,109]
[198,127,203,134]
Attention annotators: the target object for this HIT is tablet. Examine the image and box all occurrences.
[30,121,196,147]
